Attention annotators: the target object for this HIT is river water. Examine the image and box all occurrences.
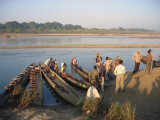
[0,36,160,106]
[0,36,160,46]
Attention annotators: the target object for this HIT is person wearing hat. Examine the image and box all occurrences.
[132,50,142,73]
[71,57,77,66]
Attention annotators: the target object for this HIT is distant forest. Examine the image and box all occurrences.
[0,21,155,33]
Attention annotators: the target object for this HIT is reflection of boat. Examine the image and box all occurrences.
[60,73,90,89]
[71,64,89,81]
[42,67,82,106]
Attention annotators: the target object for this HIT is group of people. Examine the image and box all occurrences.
[132,49,154,74]
[89,52,125,93]
[44,57,67,74]
[89,49,157,95]
[44,49,157,97]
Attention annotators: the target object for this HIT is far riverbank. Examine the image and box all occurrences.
[0,44,160,49]
[1,33,160,38]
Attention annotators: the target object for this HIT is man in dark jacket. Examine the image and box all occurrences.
[89,66,99,87]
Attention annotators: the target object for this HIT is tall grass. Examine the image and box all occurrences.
[82,100,135,120]
[106,102,135,120]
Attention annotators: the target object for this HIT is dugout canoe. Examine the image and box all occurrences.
[0,64,34,108]
[50,67,90,89]
[60,73,90,89]
[41,67,82,106]
[140,55,146,64]
[153,60,160,67]
[71,64,89,81]
[30,65,44,106]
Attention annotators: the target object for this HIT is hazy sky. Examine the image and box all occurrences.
[0,0,160,31]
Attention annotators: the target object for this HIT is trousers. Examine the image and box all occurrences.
[134,62,140,73]
[101,77,104,92]
[115,74,124,92]
[146,61,151,74]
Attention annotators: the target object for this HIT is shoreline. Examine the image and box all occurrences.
[1,67,160,119]
[1,33,160,37]
[0,44,160,49]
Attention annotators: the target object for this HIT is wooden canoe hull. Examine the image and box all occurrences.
[0,65,32,108]
[71,64,89,81]
[153,60,160,67]
[32,66,44,106]
[42,69,82,106]
[61,73,90,89]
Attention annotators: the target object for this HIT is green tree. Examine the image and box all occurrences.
[5,21,21,30]
[28,21,37,29]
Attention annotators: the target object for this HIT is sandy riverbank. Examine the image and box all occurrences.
[1,33,160,37]
[0,44,160,49]
[0,67,160,120]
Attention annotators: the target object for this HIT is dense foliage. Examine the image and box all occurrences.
[0,21,83,33]
[0,21,155,33]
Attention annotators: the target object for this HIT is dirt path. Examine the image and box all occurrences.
[0,104,83,120]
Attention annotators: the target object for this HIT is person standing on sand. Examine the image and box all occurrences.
[114,60,126,94]
[104,57,111,81]
[149,49,154,72]
[89,66,99,87]
[132,50,142,73]
[98,61,106,93]
[146,50,152,74]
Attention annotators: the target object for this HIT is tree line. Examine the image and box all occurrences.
[0,21,83,33]
[0,21,155,33]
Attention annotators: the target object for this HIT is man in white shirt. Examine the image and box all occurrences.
[86,86,101,100]
[114,60,126,94]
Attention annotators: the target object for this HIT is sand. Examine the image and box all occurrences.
[0,67,160,120]
[103,67,160,120]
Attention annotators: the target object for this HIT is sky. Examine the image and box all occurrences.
[0,0,160,31]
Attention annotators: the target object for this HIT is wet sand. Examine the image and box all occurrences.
[0,44,160,49]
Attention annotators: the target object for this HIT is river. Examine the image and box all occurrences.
[0,35,159,105]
